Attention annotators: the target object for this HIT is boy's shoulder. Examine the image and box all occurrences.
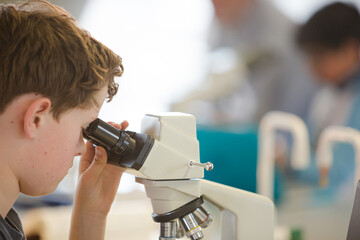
[0,208,25,240]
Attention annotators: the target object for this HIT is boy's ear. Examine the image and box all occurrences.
[23,98,52,139]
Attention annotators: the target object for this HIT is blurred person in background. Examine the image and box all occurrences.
[172,0,318,126]
[298,2,360,142]
[293,2,360,187]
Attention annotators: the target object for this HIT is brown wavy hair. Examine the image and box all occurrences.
[0,0,123,119]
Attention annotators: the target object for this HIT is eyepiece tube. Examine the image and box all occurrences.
[84,119,120,148]
[82,118,153,170]
[83,118,136,156]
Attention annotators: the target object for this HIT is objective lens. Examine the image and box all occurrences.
[159,221,176,240]
[175,218,185,238]
[193,207,212,229]
[180,213,204,240]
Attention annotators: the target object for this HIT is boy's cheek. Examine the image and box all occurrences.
[19,168,58,196]
[19,151,75,196]
[20,163,70,196]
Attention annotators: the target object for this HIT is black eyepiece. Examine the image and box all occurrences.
[82,118,154,170]
[83,118,136,156]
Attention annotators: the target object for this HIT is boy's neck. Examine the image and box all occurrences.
[0,164,20,218]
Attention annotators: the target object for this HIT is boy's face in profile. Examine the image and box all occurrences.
[305,41,360,85]
[18,86,108,196]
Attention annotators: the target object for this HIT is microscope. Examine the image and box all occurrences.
[83,112,274,240]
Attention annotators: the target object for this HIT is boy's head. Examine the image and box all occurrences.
[0,0,123,196]
[0,0,123,119]
[297,2,360,84]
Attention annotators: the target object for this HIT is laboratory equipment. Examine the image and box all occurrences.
[257,111,310,200]
[84,113,274,240]
[316,125,360,189]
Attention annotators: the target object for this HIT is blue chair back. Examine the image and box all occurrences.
[197,124,283,202]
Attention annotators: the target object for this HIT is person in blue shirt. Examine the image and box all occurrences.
[172,0,318,126]
[295,2,360,187]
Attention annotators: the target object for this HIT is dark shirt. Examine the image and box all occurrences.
[0,208,25,240]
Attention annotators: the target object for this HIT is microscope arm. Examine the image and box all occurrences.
[200,179,274,240]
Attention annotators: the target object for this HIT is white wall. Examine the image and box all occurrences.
[79,0,213,131]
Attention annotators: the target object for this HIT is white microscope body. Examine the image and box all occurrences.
[129,113,274,240]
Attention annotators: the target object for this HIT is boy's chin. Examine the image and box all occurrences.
[21,183,60,197]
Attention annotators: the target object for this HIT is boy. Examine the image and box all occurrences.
[297,2,360,139]
[0,0,128,239]
[295,2,360,186]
